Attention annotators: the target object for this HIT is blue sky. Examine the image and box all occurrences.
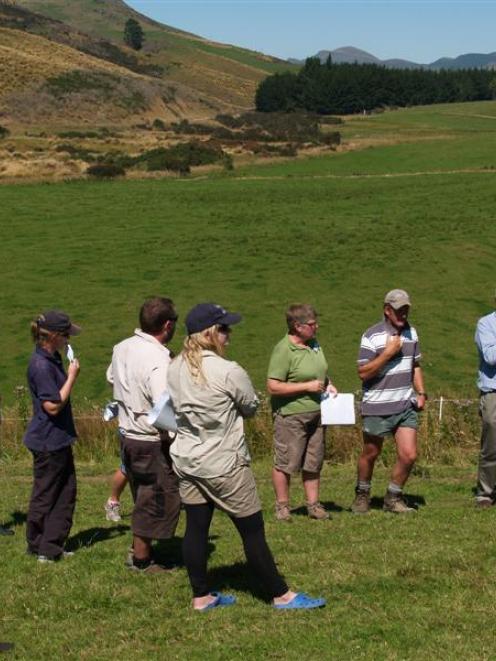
[126,1,496,64]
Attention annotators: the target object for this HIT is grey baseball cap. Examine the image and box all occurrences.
[384,289,411,309]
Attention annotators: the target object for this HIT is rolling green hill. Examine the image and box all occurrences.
[1,101,495,406]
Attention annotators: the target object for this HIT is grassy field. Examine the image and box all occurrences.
[2,104,496,406]
[1,101,495,659]
[1,458,495,659]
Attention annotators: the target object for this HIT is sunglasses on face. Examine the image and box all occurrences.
[218,325,231,333]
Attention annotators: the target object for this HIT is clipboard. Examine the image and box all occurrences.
[321,393,356,425]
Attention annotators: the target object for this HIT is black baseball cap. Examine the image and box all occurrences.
[37,310,81,335]
[185,303,242,335]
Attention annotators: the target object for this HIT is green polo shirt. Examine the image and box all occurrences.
[267,335,328,416]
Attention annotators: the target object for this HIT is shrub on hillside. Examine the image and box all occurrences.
[170,119,212,135]
[152,118,166,131]
[0,125,10,139]
[322,131,341,148]
[86,163,125,178]
[55,144,96,161]
[214,111,334,144]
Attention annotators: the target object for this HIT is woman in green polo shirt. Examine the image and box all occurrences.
[267,303,337,522]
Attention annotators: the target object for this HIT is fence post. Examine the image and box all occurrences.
[439,396,444,423]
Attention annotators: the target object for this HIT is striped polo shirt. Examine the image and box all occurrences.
[358,319,421,416]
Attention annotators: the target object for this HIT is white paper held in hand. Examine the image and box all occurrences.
[66,344,75,362]
[147,391,177,433]
[321,393,356,425]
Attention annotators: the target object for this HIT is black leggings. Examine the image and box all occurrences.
[183,503,288,599]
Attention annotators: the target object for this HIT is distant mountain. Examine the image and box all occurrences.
[291,46,496,70]
[429,52,496,70]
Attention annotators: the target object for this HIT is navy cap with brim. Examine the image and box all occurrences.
[38,310,81,335]
[185,303,242,335]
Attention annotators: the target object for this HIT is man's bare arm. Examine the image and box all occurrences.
[357,335,402,381]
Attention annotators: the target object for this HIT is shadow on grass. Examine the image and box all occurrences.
[206,560,280,603]
[66,524,130,551]
[2,509,27,530]
[369,493,427,511]
[291,500,345,516]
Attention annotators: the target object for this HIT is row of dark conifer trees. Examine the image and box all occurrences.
[256,57,496,114]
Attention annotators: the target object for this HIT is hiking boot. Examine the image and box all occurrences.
[306,502,330,520]
[104,499,122,522]
[383,492,415,514]
[275,502,292,522]
[351,490,371,515]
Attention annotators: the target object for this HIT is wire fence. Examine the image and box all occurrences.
[0,395,482,466]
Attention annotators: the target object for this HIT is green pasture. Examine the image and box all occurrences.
[1,459,495,659]
[1,101,496,406]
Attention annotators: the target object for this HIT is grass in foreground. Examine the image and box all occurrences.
[0,458,493,660]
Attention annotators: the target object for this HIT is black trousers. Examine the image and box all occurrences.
[26,446,77,558]
[183,503,288,599]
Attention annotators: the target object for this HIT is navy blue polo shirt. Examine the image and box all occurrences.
[23,346,77,452]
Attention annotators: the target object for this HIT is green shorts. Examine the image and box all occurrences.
[362,408,418,438]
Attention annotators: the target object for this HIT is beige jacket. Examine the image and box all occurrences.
[107,329,171,441]
[168,351,259,478]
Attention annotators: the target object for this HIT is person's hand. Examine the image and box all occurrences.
[67,358,80,381]
[416,394,427,411]
[326,383,338,397]
[384,334,402,358]
[306,379,325,394]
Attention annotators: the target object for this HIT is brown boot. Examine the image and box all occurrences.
[307,502,330,520]
[275,502,292,522]
[383,491,415,514]
[351,490,370,515]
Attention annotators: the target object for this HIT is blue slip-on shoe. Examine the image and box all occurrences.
[195,592,236,612]
[274,592,326,610]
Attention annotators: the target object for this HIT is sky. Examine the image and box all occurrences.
[126,1,496,64]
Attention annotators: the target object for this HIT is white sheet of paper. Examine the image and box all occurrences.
[66,344,75,362]
[147,391,177,433]
[321,393,356,425]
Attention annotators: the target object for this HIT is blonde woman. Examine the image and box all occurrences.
[24,311,81,562]
[168,303,325,612]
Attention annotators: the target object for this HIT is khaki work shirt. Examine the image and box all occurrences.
[107,329,171,441]
[168,351,259,478]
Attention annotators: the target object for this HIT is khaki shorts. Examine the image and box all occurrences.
[273,410,325,474]
[174,464,261,519]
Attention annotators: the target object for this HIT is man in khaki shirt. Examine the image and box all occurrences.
[107,297,180,573]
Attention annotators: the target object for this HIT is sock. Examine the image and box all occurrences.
[357,480,371,493]
[387,482,402,495]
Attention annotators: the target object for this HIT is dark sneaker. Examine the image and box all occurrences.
[275,502,292,522]
[476,498,493,509]
[351,490,371,515]
[37,551,74,563]
[128,560,176,574]
[383,492,415,514]
[307,502,330,520]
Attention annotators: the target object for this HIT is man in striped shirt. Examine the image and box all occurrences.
[352,289,427,514]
